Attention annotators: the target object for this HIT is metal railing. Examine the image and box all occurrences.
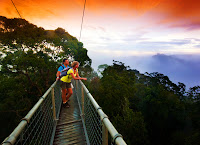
[2,79,127,145]
[1,80,62,145]
[74,80,127,145]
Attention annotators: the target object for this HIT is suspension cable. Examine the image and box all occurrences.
[11,0,22,19]
[79,0,86,41]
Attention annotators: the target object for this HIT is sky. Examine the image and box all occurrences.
[0,0,200,88]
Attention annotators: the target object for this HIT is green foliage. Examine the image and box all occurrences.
[99,61,135,117]
[113,103,149,145]
[97,64,108,77]
[140,86,186,144]
[187,86,200,102]
[0,50,58,141]
[185,131,200,145]
[0,16,45,50]
[133,71,199,145]
[91,61,149,144]
[0,16,91,67]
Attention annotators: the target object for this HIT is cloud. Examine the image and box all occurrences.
[155,0,200,30]
[137,39,191,46]
[193,38,200,42]
[91,53,200,89]
[121,30,149,42]
[83,0,200,28]
[139,54,200,89]
[1,0,83,20]
[84,0,162,15]
[2,0,200,34]
[156,0,200,18]
[114,38,195,53]
[169,21,200,30]
[150,54,200,88]
[195,45,200,48]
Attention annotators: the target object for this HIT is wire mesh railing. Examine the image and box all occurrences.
[2,80,62,145]
[74,80,127,145]
[2,79,127,145]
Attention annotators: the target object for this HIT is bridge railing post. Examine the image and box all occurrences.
[102,122,108,145]
[76,79,78,90]
[51,87,56,121]
[81,85,84,119]
[79,80,127,145]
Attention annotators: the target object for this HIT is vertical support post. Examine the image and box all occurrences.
[20,133,23,144]
[51,88,56,120]
[81,85,84,119]
[102,122,108,145]
[76,80,78,90]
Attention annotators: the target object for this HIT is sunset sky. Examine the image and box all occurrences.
[1,0,200,87]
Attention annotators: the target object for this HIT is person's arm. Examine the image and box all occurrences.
[56,71,61,80]
[56,65,64,80]
[70,73,87,80]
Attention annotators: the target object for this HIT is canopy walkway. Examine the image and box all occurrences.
[2,80,127,145]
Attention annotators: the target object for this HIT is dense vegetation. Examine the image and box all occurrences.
[1,16,200,145]
[89,61,200,145]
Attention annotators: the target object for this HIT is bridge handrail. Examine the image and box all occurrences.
[2,80,61,145]
[77,80,127,145]
[2,79,127,145]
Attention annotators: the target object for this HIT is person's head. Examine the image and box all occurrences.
[71,61,79,68]
[63,58,69,66]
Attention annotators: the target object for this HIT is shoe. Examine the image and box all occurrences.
[63,102,70,108]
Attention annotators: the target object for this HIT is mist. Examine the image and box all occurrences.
[90,52,200,89]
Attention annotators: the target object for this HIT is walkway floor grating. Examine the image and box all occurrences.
[53,92,87,145]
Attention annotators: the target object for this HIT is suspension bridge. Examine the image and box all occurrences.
[1,80,127,145]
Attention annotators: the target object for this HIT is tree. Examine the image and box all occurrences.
[97,64,108,77]
[95,61,149,145]
[0,16,91,65]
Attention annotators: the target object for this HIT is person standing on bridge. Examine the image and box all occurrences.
[56,58,70,106]
[60,61,87,108]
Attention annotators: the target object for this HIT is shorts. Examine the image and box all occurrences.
[60,81,72,89]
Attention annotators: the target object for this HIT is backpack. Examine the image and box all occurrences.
[59,65,71,78]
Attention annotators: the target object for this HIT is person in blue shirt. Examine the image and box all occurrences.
[56,58,69,78]
[56,58,70,106]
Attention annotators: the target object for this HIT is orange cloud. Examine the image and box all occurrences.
[154,0,200,29]
[1,0,200,30]
[2,0,199,20]
[156,0,200,18]
[83,0,200,23]
[82,0,162,16]
[0,0,83,19]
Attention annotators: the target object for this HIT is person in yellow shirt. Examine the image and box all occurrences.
[56,58,70,105]
[60,61,87,108]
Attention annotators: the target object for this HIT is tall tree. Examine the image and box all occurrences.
[95,61,149,145]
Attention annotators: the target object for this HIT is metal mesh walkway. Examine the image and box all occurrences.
[53,92,87,145]
[2,80,127,145]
